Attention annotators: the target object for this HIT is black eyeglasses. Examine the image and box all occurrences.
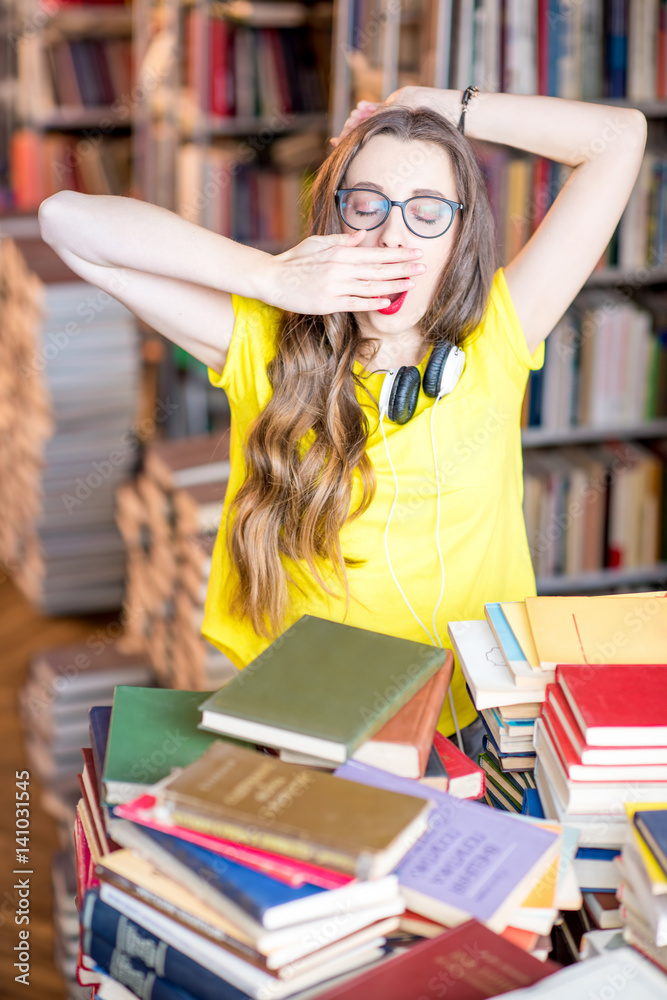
[335,188,464,238]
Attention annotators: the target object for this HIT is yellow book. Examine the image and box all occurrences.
[500,601,540,670]
[624,802,667,896]
[525,594,667,668]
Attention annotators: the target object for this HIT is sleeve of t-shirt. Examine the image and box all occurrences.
[485,266,545,392]
[207,293,282,411]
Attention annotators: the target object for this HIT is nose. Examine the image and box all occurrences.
[378,204,412,247]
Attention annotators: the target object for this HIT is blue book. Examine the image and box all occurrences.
[107,820,324,932]
[607,0,628,98]
[82,890,248,1000]
[334,759,559,933]
[485,604,529,672]
[85,935,215,1000]
[522,788,545,818]
[575,848,622,862]
[634,810,667,877]
[89,706,112,790]
[490,708,534,730]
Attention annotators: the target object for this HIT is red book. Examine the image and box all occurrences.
[352,658,453,778]
[537,0,549,95]
[115,794,353,889]
[546,683,667,765]
[313,918,559,1000]
[556,664,667,747]
[659,2,667,100]
[209,17,231,116]
[541,698,667,783]
[432,730,486,799]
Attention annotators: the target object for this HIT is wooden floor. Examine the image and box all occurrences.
[0,576,116,1000]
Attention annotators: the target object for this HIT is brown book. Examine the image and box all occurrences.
[350,654,454,778]
[144,432,230,493]
[158,742,432,879]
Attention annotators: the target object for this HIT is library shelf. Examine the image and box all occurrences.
[32,108,134,130]
[191,112,329,139]
[537,564,667,595]
[585,266,667,288]
[521,421,667,449]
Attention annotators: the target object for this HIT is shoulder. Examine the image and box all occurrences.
[208,295,284,407]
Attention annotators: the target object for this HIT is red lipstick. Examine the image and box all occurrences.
[378,290,408,315]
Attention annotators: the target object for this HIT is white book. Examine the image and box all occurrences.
[490,946,667,998]
[447,619,547,710]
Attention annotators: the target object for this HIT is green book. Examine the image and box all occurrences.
[198,615,447,763]
[103,687,233,805]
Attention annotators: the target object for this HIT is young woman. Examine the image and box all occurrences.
[38,87,647,754]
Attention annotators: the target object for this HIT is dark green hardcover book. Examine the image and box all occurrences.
[103,687,241,805]
[198,615,447,763]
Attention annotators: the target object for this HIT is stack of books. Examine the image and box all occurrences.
[465,593,667,901]
[115,430,238,690]
[449,601,550,796]
[19,640,154,813]
[617,805,667,973]
[33,280,142,614]
[73,616,572,998]
[0,236,53,602]
[17,639,153,999]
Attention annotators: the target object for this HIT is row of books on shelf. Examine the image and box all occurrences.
[448,0,667,101]
[189,16,328,119]
[522,440,666,578]
[11,128,132,208]
[19,35,133,117]
[523,297,667,432]
[452,592,667,972]
[177,142,311,243]
[477,144,667,274]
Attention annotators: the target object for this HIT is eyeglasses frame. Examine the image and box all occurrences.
[334,187,465,239]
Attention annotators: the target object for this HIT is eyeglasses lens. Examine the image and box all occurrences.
[338,191,454,237]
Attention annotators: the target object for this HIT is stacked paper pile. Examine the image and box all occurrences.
[72,616,582,1000]
[36,281,142,614]
[617,806,667,972]
[18,639,154,996]
[115,430,237,690]
[0,237,53,601]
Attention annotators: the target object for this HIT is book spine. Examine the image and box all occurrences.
[167,806,363,878]
[82,891,246,1000]
[84,933,203,1000]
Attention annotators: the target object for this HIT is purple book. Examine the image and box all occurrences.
[334,759,559,932]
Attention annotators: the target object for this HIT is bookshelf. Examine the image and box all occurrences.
[131,0,335,435]
[9,0,135,210]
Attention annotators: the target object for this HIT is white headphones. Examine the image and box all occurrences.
[377,342,467,751]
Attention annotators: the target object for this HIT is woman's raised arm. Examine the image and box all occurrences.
[38,190,423,372]
[38,190,272,373]
[379,88,648,356]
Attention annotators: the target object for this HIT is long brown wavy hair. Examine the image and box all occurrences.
[224,104,498,640]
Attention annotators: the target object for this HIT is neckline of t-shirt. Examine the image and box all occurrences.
[352,343,435,382]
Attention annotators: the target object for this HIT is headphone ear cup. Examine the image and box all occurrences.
[387,365,421,424]
[423,342,465,399]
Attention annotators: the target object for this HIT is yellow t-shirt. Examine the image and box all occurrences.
[203,266,545,736]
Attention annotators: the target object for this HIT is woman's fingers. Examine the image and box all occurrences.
[342,296,392,311]
[352,277,415,297]
[347,261,427,280]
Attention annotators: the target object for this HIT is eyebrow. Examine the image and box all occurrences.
[346,181,449,199]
